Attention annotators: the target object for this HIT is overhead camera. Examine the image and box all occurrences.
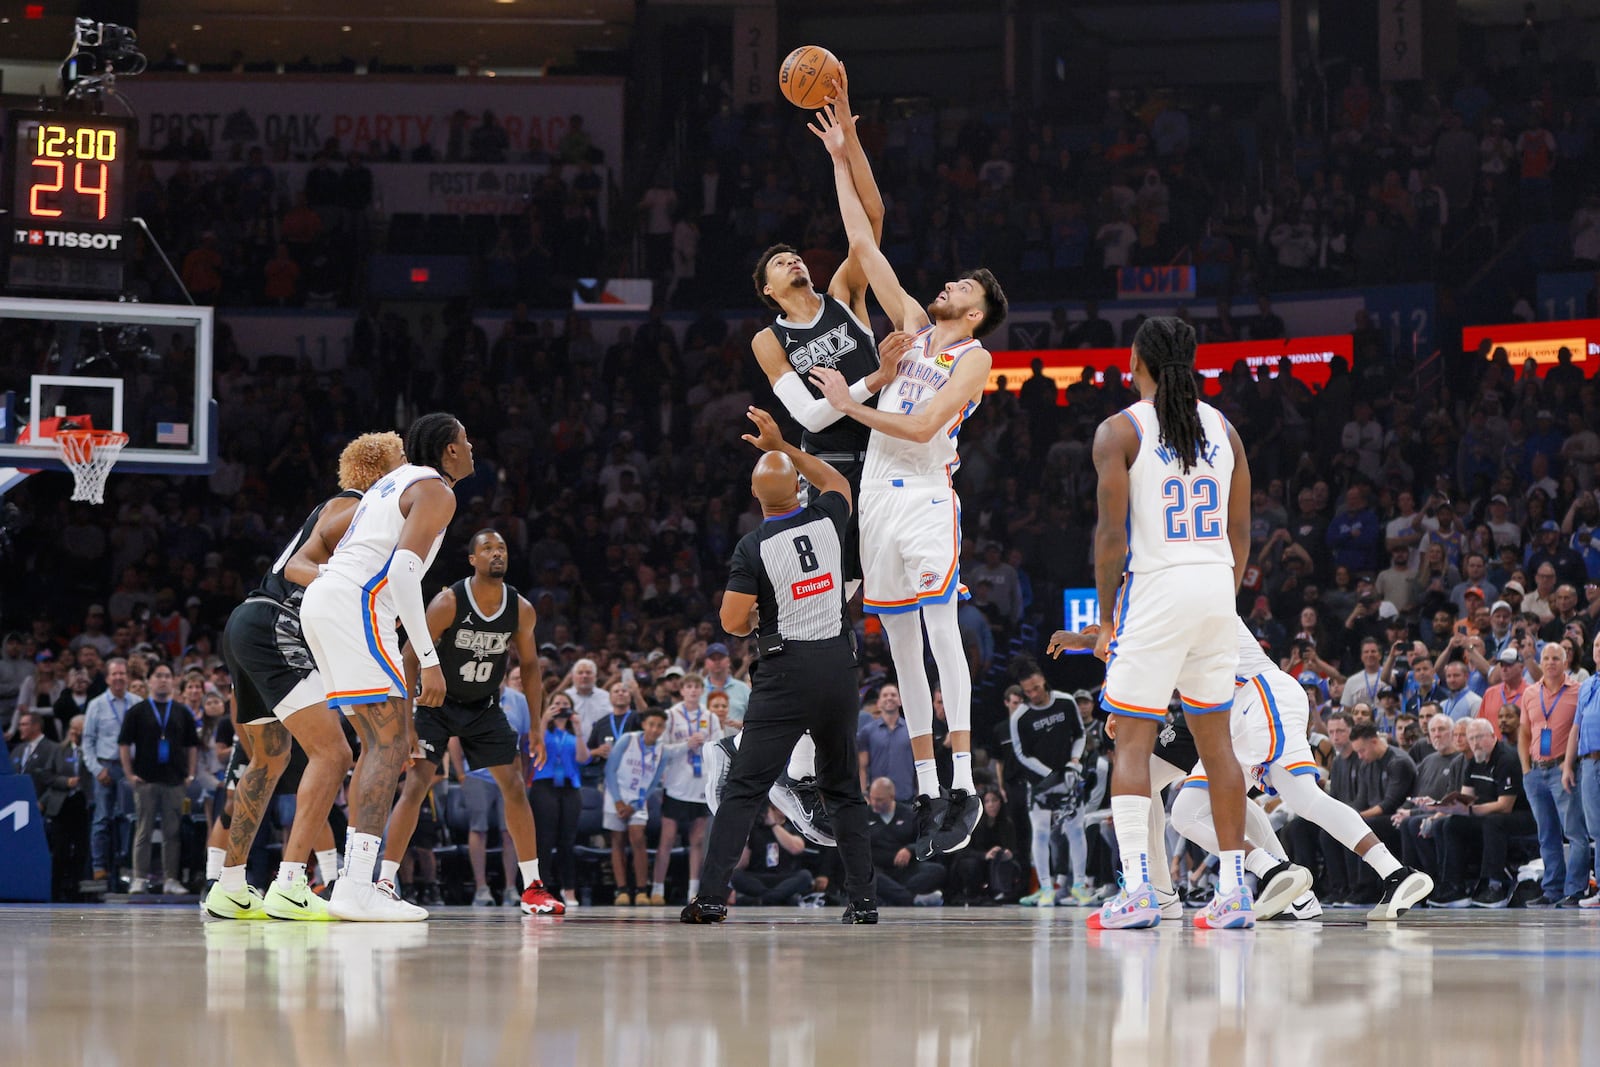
[61,17,147,103]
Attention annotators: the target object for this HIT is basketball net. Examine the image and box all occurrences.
[55,429,129,505]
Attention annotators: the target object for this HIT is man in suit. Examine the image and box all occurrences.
[14,711,63,809]
[46,715,92,899]
[865,777,946,906]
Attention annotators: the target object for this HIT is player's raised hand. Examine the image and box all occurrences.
[807,103,849,157]
[809,366,852,409]
[824,64,856,124]
[740,406,787,452]
[1047,625,1099,658]
[869,330,915,391]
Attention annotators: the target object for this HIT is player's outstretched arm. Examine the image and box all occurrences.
[1091,416,1135,661]
[822,65,885,318]
[1224,422,1253,594]
[284,496,361,588]
[810,346,992,445]
[810,104,928,333]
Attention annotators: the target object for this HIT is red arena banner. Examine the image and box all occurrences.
[1116,265,1196,300]
[987,335,1353,398]
[1461,319,1600,376]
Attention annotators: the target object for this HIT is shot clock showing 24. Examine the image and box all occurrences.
[5,111,136,293]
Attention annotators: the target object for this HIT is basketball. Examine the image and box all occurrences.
[779,45,841,110]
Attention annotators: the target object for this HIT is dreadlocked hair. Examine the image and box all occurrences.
[405,412,461,472]
[1133,316,1208,475]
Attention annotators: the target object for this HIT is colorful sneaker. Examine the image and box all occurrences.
[263,874,336,921]
[1086,879,1161,930]
[1194,886,1255,929]
[518,883,569,921]
[1069,882,1097,906]
[205,882,270,920]
[1020,888,1055,907]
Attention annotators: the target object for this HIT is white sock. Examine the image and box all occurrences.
[219,865,247,892]
[1217,850,1245,894]
[277,861,306,887]
[379,859,401,885]
[651,881,665,897]
[317,848,341,880]
[951,751,974,793]
[1110,795,1151,886]
[206,847,225,881]
[1055,874,1069,890]
[519,859,541,887]
[1244,848,1280,879]
[1364,843,1403,878]
[786,733,817,779]
[688,879,699,897]
[345,832,382,884]
[914,759,940,799]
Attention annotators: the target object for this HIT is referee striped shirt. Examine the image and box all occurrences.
[727,492,850,643]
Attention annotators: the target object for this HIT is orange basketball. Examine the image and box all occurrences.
[779,45,841,110]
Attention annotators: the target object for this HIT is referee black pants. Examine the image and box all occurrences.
[700,637,876,904]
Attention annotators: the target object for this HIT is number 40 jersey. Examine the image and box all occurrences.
[1119,398,1235,574]
[437,577,519,703]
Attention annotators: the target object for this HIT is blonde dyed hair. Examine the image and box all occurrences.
[338,431,405,491]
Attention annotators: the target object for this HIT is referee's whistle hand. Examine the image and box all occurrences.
[416,665,446,707]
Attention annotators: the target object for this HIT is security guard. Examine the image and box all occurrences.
[682,407,878,925]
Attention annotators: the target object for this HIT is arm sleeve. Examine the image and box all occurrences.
[390,548,439,668]
[727,537,760,596]
[773,372,846,433]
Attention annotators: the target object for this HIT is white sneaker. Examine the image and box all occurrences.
[162,879,189,895]
[562,894,581,909]
[473,885,495,907]
[328,878,429,922]
[129,877,149,894]
[1154,887,1184,921]
[1288,890,1323,919]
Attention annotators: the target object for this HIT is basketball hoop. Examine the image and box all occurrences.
[55,429,129,505]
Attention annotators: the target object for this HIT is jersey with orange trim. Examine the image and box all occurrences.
[862,326,982,483]
[321,463,448,619]
[1121,399,1234,573]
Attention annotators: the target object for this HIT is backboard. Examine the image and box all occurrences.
[0,296,215,479]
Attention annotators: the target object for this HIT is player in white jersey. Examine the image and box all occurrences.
[1168,619,1435,922]
[295,412,474,921]
[1087,316,1254,931]
[808,103,1008,858]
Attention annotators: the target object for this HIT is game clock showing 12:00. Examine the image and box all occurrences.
[8,112,134,234]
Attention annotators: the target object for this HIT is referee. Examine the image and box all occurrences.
[682,407,878,925]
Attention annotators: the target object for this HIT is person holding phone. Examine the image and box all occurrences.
[529,690,589,908]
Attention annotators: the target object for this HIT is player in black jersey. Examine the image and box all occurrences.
[379,529,564,915]
[744,65,909,845]
[206,432,404,922]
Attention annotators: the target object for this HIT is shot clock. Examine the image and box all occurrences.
[5,111,136,294]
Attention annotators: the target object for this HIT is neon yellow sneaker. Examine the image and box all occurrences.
[1020,888,1056,907]
[204,882,270,920]
[263,874,336,921]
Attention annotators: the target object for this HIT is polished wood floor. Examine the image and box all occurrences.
[5,904,1599,1067]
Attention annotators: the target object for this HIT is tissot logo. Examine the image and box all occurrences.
[13,229,123,250]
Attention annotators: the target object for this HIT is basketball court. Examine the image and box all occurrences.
[4,905,1596,1066]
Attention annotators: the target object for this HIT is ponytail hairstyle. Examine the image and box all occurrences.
[405,412,462,474]
[1133,317,1208,475]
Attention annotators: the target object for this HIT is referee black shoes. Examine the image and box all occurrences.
[841,898,879,924]
[680,896,728,924]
